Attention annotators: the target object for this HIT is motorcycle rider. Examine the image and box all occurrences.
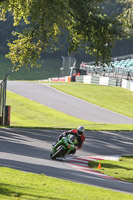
[57,126,85,154]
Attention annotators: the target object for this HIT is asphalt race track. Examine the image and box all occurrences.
[1,81,132,194]
[7,81,133,124]
[0,128,133,194]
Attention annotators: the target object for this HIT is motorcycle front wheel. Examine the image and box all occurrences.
[51,146,66,159]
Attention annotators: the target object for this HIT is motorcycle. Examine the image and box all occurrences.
[50,134,78,159]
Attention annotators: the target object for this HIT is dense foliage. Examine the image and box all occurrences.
[0,0,133,69]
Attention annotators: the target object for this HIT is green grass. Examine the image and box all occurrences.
[0,56,12,78]
[6,85,133,130]
[3,78,133,199]
[88,156,133,183]
[0,167,133,200]
[6,90,94,128]
[6,90,133,130]
[0,55,61,80]
[51,83,133,118]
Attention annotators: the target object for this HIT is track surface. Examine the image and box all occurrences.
[7,81,133,124]
[0,128,133,194]
[3,81,133,194]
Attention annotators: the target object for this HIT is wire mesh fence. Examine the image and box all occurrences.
[80,54,133,80]
[60,56,76,77]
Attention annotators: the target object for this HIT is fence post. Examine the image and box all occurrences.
[0,70,12,125]
[5,105,11,126]
[2,74,8,125]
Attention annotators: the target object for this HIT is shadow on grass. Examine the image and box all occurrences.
[0,183,67,200]
[121,155,133,159]
[120,177,133,183]
[3,125,70,130]
[2,125,133,131]
[89,160,133,183]
[88,161,133,171]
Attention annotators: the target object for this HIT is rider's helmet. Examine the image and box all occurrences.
[68,135,76,144]
[77,126,84,136]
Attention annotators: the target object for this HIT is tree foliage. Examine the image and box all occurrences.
[117,0,133,38]
[0,0,133,68]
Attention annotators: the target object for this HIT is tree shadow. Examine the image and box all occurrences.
[89,161,133,171]
[0,183,67,200]
[120,177,133,183]
[0,157,133,194]
[0,128,133,161]
[122,155,133,159]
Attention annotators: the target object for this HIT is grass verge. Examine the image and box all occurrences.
[51,83,133,119]
[6,90,94,128]
[88,155,133,183]
[6,90,133,130]
[0,167,133,200]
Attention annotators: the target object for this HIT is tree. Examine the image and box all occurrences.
[0,0,132,69]
[117,0,133,38]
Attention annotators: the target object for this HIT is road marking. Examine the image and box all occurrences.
[65,156,107,177]
[65,156,133,184]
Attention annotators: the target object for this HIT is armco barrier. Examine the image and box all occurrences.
[48,78,52,82]
[91,76,100,84]
[65,76,69,82]
[83,75,91,84]
[116,78,122,87]
[99,77,109,85]
[51,77,59,82]
[121,79,127,89]
[50,77,66,82]
[108,77,117,87]
[127,81,131,90]
[76,75,84,83]
[76,75,123,87]
[58,77,65,82]
[47,75,133,92]
[130,82,133,91]
[121,79,133,91]
[76,74,133,91]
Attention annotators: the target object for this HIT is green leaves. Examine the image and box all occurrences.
[6,32,42,69]
[0,0,133,68]
[117,0,133,38]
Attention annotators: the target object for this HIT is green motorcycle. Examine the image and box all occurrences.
[50,134,78,159]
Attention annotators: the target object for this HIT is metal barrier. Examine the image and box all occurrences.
[76,75,84,83]
[80,54,133,80]
[91,76,100,85]
[76,75,123,87]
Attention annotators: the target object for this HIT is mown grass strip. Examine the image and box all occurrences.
[88,156,133,183]
[0,167,133,200]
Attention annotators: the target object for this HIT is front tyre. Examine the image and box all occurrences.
[50,153,54,159]
[51,146,66,159]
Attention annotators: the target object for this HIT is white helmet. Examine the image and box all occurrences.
[68,135,76,144]
[77,126,84,136]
